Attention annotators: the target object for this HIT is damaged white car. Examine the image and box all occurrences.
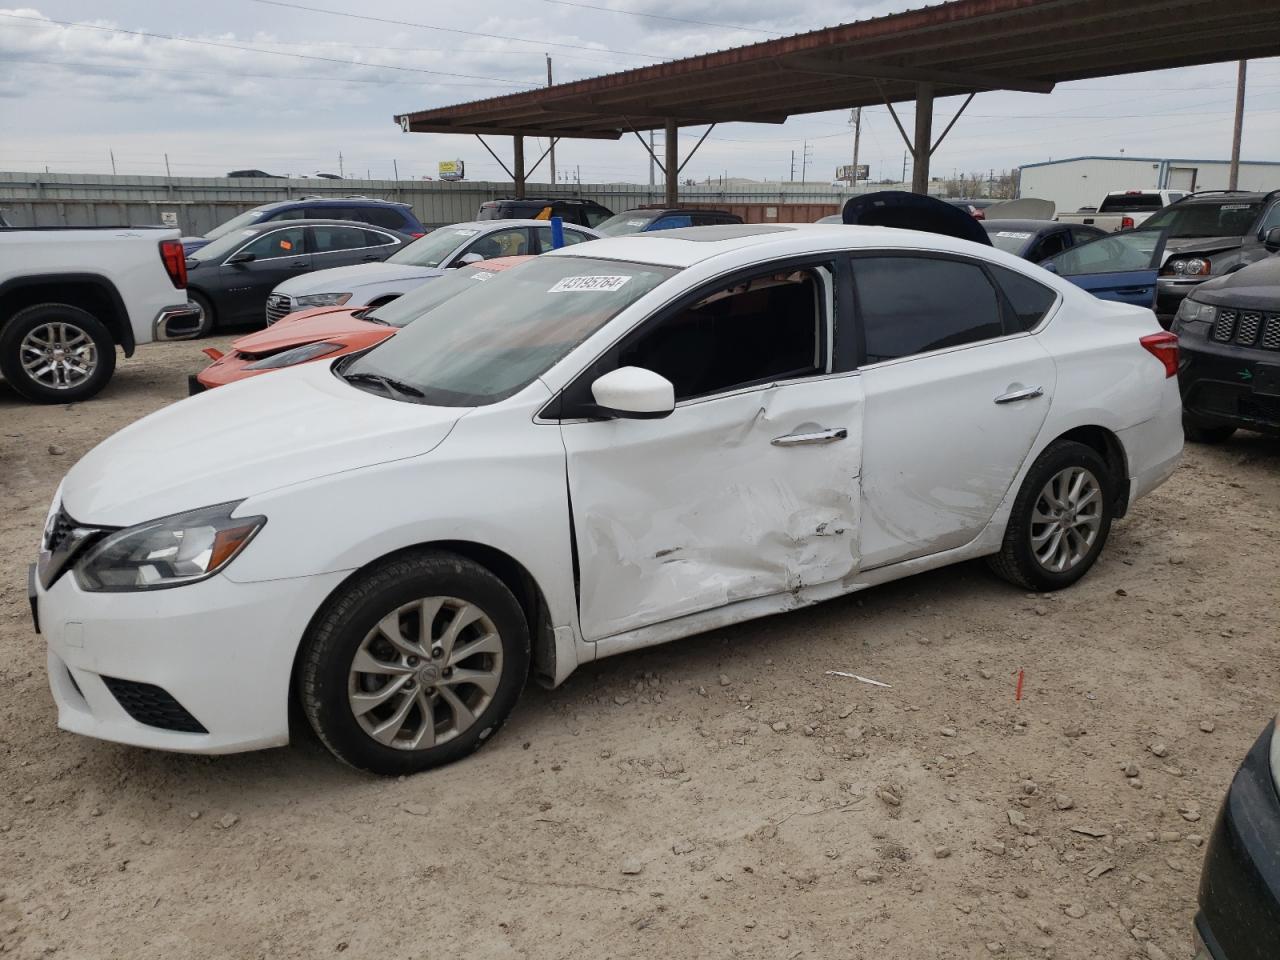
[31,223,1183,774]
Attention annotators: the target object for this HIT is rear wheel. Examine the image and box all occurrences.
[298,551,530,775]
[0,303,116,403]
[189,291,216,338]
[1182,416,1235,444]
[987,440,1115,591]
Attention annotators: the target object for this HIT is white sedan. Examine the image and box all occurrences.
[265,218,600,323]
[32,224,1183,774]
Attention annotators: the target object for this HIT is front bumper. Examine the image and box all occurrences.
[1157,277,1208,323]
[1178,333,1280,435]
[35,564,350,754]
[1197,721,1280,959]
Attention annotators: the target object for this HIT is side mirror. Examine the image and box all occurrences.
[590,366,674,419]
[1265,226,1280,253]
[451,252,485,268]
[226,251,256,265]
[1040,260,1059,274]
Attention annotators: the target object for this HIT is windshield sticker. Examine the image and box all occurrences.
[996,231,1033,239]
[626,219,648,226]
[470,270,495,281]
[1221,204,1251,211]
[452,229,480,237]
[548,275,633,293]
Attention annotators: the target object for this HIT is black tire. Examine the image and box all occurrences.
[1183,417,1235,444]
[0,303,117,404]
[987,439,1115,592]
[188,290,216,338]
[298,550,530,775]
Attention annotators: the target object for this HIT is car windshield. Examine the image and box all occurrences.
[595,211,660,236]
[386,226,483,268]
[1047,229,1162,275]
[204,206,273,241]
[344,255,677,406]
[984,227,1034,255]
[189,227,269,262]
[366,264,520,328]
[1142,200,1262,238]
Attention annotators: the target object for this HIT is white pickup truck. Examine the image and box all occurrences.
[1057,190,1188,233]
[0,226,201,402]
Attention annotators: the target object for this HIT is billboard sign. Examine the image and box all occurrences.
[836,164,870,183]
[438,160,465,181]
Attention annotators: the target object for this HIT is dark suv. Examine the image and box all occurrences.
[476,198,613,228]
[182,197,427,254]
[1143,190,1280,323]
[1172,241,1280,442]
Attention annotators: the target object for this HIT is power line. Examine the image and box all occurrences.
[0,11,533,86]
[246,0,664,60]
[539,0,778,36]
[0,55,535,90]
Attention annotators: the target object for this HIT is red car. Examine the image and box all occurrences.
[191,257,530,392]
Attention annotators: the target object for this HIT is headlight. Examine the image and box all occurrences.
[244,341,345,370]
[1168,257,1211,277]
[294,292,352,308]
[74,501,265,592]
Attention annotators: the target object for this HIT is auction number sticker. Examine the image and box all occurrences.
[996,231,1033,239]
[470,270,495,281]
[548,275,632,293]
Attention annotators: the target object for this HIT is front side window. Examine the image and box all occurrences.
[581,206,612,228]
[344,256,675,406]
[852,256,1003,364]
[617,265,828,401]
[240,226,306,260]
[464,227,530,260]
[534,225,592,252]
[1257,203,1280,236]
[1048,229,1161,275]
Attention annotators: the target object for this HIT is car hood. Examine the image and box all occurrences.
[275,261,446,295]
[843,190,992,246]
[1191,256,1280,310]
[61,360,467,527]
[231,310,386,354]
[1163,235,1244,258]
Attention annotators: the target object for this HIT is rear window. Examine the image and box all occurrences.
[1097,193,1166,213]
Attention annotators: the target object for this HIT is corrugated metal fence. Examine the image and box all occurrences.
[0,171,869,235]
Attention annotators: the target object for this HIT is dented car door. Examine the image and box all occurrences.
[559,260,865,642]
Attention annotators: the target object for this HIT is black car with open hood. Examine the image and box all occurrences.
[842,191,993,246]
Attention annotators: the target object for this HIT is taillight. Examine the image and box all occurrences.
[972,209,985,220]
[1120,216,1135,230]
[159,239,187,289]
[1140,332,1178,378]
[410,232,425,239]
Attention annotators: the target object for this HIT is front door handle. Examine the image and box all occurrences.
[361,254,380,262]
[1116,287,1150,296]
[771,427,847,447]
[994,386,1044,405]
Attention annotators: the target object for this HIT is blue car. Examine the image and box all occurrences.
[594,207,743,236]
[182,198,427,255]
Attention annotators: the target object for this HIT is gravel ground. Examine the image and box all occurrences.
[1,339,1278,960]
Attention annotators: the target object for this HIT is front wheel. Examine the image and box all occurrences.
[0,303,117,403]
[298,551,530,775]
[1183,416,1235,445]
[987,440,1115,591]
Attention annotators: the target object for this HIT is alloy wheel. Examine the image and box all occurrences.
[19,322,98,390]
[1030,466,1103,573]
[347,597,503,751]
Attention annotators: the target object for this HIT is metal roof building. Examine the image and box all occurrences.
[1020,156,1280,213]
[394,0,1280,203]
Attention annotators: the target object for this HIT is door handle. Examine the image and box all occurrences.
[1116,287,1149,296]
[361,254,380,262]
[994,386,1044,405]
[771,427,847,446]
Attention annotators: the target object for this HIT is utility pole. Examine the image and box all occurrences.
[649,130,655,187]
[109,149,116,175]
[393,158,399,181]
[546,55,557,186]
[338,151,344,178]
[902,151,909,185]
[790,150,796,182]
[849,107,861,190]
[801,140,813,184]
[164,153,171,178]
[1229,59,1247,190]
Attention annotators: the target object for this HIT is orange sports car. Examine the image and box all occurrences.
[190,256,530,393]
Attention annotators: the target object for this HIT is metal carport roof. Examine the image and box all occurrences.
[394,0,1280,201]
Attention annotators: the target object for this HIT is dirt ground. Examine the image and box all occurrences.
[1,338,1278,960]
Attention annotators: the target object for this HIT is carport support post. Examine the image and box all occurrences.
[513,135,526,199]
[911,82,933,195]
[664,119,678,206]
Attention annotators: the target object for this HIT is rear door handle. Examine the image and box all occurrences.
[1116,287,1149,295]
[361,254,380,262]
[994,386,1044,405]
[771,427,847,446]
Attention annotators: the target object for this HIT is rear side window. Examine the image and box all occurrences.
[852,257,1003,364]
[582,206,612,228]
[990,265,1058,331]
[361,228,399,247]
[360,207,409,230]
[312,225,374,252]
[651,214,693,230]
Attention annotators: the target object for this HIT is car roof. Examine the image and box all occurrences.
[433,219,597,231]
[482,198,604,205]
[1177,191,1267,203]
[551,223,1009,269]
[260,197,411,209]
[238,218,411,232]
[619,208,738,216]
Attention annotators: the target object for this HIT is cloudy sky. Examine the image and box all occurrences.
[1,1,1278,184]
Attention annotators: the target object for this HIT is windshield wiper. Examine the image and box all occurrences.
[342,371,426,402]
